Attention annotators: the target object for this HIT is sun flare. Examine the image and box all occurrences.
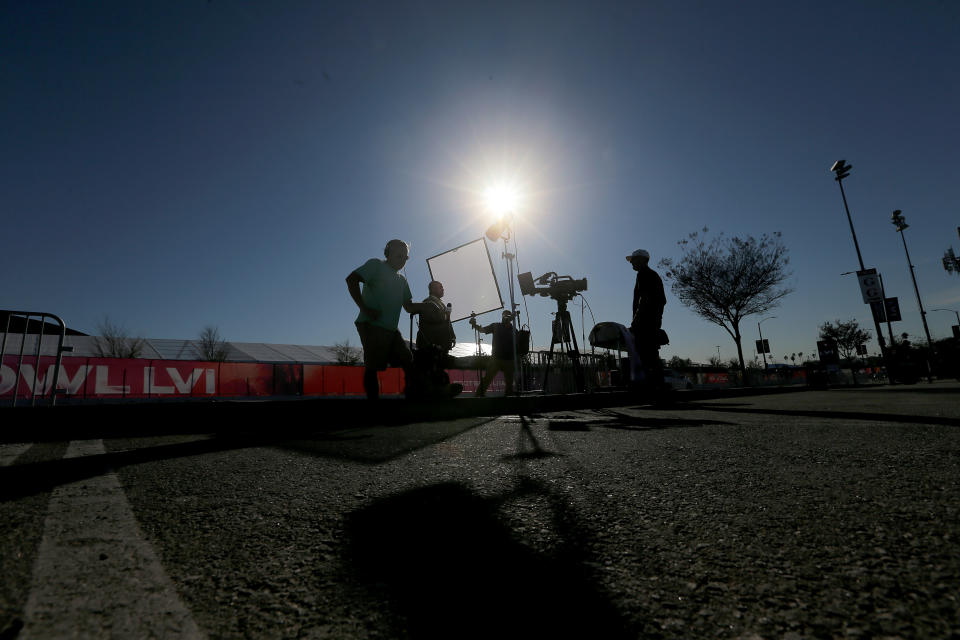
[482,182,521,219]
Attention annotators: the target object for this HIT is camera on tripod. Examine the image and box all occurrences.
[517,270,588,393]
[517,271,587,302]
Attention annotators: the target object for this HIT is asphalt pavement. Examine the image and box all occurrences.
[2,382,959,639]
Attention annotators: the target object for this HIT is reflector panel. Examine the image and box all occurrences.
[426,238,503,323]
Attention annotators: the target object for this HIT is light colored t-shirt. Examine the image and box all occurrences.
[353,258,412,331]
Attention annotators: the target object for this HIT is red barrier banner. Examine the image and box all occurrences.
[447,369,496,392]
[272,364,303,395]
[303,365,366,396]
[1,356,222,399]
[704,372,729,384]
[448,369,480,392]
[1,356,457,400]
[1,355,70,399]
[217,363,273,397]
[378,368,404,395]
[142,360,219,398]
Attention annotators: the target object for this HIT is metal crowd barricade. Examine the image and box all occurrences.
[526,350,605,394]
[1,311,71,407]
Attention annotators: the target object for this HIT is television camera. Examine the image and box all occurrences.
[517,271,587,392]
[517,272,587,302]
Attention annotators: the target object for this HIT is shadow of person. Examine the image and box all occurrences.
[345,481,634,639]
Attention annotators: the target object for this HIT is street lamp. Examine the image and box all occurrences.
[829,159,890,370]
[930,308,960,335]
[891,210,935,359]
[757,316,775,370]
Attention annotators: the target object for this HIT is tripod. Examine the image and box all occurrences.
[541,296,585,393]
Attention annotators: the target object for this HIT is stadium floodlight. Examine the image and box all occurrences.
[891,209,935,361]
[828,158,891,373]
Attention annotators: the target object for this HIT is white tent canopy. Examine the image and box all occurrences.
[1,334,491,364]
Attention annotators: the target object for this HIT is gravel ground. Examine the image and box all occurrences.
[2,384,960,639]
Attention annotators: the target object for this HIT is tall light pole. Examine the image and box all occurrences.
[830,160,866,269]
[830,160,890,369]
[891,210,935,358]
[757,316,775,370]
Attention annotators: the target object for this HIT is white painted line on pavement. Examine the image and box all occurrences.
[0,443,32,466]
[21,439,206,639]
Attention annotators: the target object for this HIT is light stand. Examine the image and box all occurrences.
[470,312,485,390]
[486,216,523,394]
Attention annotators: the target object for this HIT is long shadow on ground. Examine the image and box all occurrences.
[689,403,960,427]
[870,386,960,395]
[543,408,734,432]
[0,417,496,502]
[276,417,495,464]
[344,480,635,640]
[0,434,273,502]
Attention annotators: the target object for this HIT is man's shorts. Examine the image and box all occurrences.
[355,322,413,371]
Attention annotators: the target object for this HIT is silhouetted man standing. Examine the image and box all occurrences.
[627,248,666,388]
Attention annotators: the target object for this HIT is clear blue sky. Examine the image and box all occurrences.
[4,1,959,364]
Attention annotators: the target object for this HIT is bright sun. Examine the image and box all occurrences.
[482,182,520,219]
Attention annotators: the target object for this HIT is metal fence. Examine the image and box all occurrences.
[1,311,71,406]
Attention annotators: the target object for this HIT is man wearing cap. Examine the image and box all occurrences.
[627,249,666,388]
[470,310,517,397]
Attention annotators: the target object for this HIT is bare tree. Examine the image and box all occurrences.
[659,228,793,377]
[667,355,693,369]
[198,325,230,362]
[819,319,872,363]
[332,339,362,365]
[94,317,145,358]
